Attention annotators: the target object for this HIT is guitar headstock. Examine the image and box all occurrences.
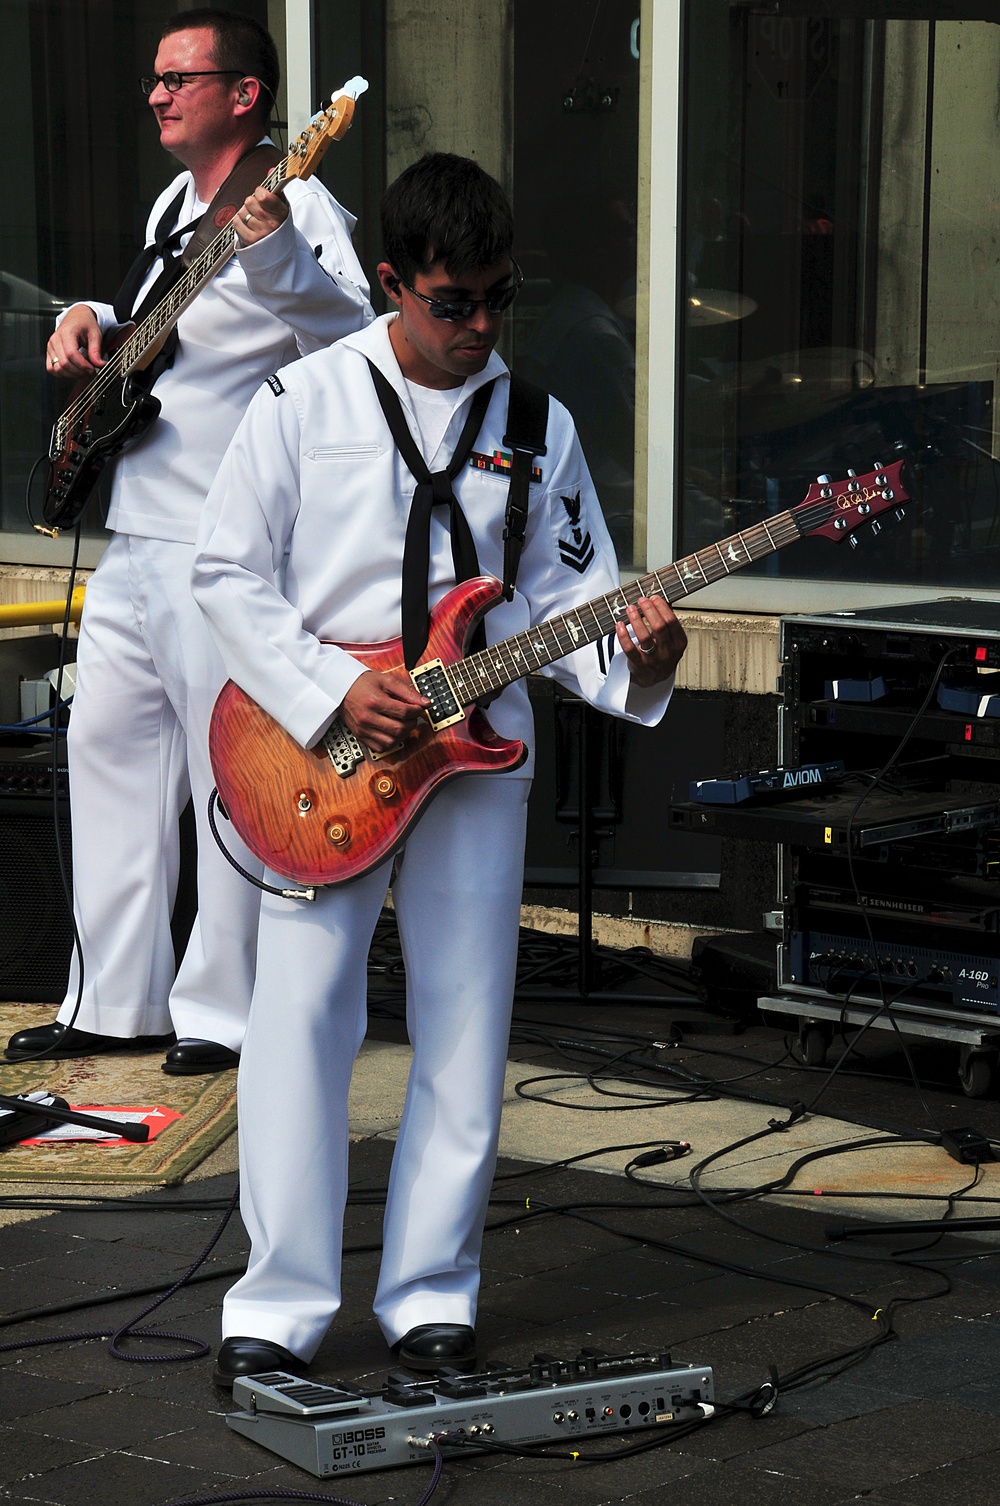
[793,459,909,545]
[284,77,369,182]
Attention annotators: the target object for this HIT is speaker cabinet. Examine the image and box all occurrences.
[0,796,73,1003]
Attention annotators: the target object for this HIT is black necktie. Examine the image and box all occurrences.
[113,186,199,325]
[367,360,495,668]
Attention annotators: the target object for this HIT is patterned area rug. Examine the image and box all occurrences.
[0,1004,236,1185]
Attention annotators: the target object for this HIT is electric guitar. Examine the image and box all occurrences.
[40,78,368,535]
[209,462,910,887]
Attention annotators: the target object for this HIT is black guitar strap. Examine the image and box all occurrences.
[501,375,548,601]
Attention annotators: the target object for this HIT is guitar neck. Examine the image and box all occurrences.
[118,159,289,373]
[445,497,835,705]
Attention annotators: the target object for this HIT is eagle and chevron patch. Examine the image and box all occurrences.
[557,491,595,573]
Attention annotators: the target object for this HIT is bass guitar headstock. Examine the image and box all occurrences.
[285,76,369,182]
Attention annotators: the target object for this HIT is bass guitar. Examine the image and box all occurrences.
[209,462,909,887]
[40,78,367,535]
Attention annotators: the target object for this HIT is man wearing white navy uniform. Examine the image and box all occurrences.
[5,10,372,1075]
[193,153,686,1383]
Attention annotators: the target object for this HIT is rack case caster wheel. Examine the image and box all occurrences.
[958,1048,995,1100]
[799,1021,832,1068]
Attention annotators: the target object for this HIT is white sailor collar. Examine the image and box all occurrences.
[338,313,508,411]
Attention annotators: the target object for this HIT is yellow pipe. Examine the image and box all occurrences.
[0,585,86,628]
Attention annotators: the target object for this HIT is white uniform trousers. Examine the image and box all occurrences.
[222,772,530,1359]
[56,533,261,1046]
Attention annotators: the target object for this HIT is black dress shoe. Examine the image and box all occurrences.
[214,1336,307,1389]
[394,1324,477,1373]
[5,1021,123,1062]
[162,1038,240,1075]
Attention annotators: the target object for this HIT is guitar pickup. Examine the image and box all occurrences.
[411,659,464,730]
[321,718,366,776]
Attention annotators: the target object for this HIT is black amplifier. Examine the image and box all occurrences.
[0,737,68,799]
[782,598,1000,672]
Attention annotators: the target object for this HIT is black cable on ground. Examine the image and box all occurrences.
[0,1180,241,1360]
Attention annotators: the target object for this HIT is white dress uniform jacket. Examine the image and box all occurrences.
[53,168,373,1048]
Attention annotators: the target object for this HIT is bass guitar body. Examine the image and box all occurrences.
[44,329,160,530]
[209,576,526,886]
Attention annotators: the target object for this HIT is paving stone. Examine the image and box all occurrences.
[746,1400,993,1493]
[623,1458,847,1506]
[778,1369,918,1425]
[0,1429,96,1488]
[20,1391,202,1450]
[132,1417,288,1477]
[870,1448,1000,1503]
[0,1373,106,1426]
[478,1272,626,1326]
[13,1449,220,1506]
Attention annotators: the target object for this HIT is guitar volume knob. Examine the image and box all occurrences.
[373,775,396,800]
[327,821,350,846]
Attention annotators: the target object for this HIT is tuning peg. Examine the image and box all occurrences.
[894,507,906,522]
[849,534,859,549]
[872,459,883,471]
[816,473,831,484]
[870,519,881,536]
[847,468,857,476]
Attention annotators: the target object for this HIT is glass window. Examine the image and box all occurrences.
[0,0,274,549]
[680,3,1000,593]
[313,0,385,299]
[512,1,642,570]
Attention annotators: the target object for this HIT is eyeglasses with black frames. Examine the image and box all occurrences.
[391,261,523,322]
[139,70,244,96]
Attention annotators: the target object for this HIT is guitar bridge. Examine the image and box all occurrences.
[321,718,366,776]
[411,658,464,730]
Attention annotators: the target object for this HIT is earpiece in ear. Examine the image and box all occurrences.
[238,90,251,105]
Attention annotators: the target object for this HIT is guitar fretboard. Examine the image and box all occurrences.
[440,499,833,706]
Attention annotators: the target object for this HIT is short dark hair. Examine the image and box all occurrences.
[160,8,279,125]
[381,154,514,283]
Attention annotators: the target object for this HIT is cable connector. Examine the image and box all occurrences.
[280,886,317,902]
[747,1367,779,1418]
[940,1126,993,1165]
[768,1102,806,1130]
[629,1143,691,1168]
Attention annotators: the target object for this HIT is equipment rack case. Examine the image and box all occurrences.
[671,600,1000,1096]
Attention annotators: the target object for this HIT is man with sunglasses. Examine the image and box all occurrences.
[6,10,372,1076]
[194,152,685,1385]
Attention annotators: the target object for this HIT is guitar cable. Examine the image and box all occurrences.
[207,786,317,901]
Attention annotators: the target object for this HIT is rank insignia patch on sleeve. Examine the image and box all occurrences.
[557,491,595,572]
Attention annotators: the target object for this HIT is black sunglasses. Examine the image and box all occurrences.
[140,70,244,96]
[390,262,523,322]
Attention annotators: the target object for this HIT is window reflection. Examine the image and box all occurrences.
[513,0,640,568]
[681,5,1000,590]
